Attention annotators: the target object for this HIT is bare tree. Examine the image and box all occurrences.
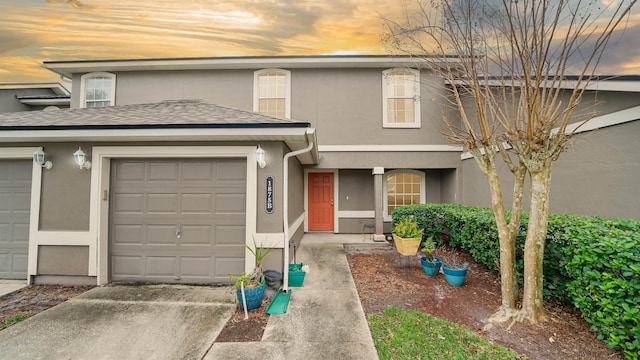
[383,0,637,324]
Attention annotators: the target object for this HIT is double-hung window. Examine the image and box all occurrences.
[384,170,426,220]
[382,68,421,128]
[80,72,116,108]
[253,69,291,118]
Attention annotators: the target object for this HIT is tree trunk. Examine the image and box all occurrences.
[522,165,552,323]
[482,156,518,317]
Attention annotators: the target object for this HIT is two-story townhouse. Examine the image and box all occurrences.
[0,56,638,287]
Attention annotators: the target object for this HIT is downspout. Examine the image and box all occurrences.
[282,139,314,293]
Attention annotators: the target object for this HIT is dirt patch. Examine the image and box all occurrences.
[346,244,622,360]
[0,285,93,325]
[215,296,270,342]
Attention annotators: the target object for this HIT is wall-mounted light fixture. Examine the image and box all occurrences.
[73,147,91,170]
[33,149,53,169]
[256,145,266,168]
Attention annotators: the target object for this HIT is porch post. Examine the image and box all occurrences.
[372,167,386,241]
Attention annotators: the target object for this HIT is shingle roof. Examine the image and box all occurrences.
[0,99,309,130]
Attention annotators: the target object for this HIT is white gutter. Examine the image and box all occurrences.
[282,138,315,293]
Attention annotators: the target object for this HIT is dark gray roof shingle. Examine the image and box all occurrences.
[0,100,309,130]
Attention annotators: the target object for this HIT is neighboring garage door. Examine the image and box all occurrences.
[0,160,31,280]
[110,158,247,284]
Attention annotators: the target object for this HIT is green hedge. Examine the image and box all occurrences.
[392,204,640,359]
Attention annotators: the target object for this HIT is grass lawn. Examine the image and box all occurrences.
[0,313,31,331]
[368,307,525,360]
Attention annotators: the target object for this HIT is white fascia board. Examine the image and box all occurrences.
[451,79,640,93]
[43,56,457,77]
[19,99,71,106]
[460,105,640,160]
[0,127,307,142]
[0,83,70,95]
[319,144,463,152]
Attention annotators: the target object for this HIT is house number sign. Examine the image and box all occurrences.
[265,176,275,214]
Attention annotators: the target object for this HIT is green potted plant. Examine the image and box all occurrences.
[391,217,424,256]
[419,238,442,276]
[229,240,273,311]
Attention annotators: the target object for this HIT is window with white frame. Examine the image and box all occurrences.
[80,72,116,108]
[253,69,291,118]
[382,68,421,128]
[384,170,425,220]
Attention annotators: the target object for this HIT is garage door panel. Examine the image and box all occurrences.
[146,257,177,277]
[113,225,144,245]
[147,194,178,214]
[215,225,246,245]
[12,254,27,273]
[0,160,31,280]
[113,193,144,214]
[12,223,29,243]
[112,256,143,277]
[215,194,246,214]
[182,162,213,181]
[147,225,178,245]
[217,161,247,182]
[216,257,244,277]
[180,225,212,245]
[180,257,211,278]
[148,162,179,181]
[111,158,246,284]
[114,162,145,182]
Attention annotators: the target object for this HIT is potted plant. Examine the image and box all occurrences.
[391,217,424,256]
[419,238,442,276]
[442,256,468,286]
[229,240,272,311]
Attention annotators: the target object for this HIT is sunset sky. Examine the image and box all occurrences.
[1,0,638,83]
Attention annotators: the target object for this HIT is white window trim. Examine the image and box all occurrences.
[253,69,291,119]
[79,72,116,109]
[383,169,426,222]
[382,68,421,128]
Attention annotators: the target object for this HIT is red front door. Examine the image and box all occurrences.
[308,172,334,231]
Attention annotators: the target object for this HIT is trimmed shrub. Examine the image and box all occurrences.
[391,204,640,358]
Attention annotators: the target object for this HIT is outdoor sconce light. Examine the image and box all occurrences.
[256,145,267,168]
[73,147,91,170]
[33,149,52,169]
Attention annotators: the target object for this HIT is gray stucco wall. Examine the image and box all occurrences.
[37,245,89,275]
[40,143,92,231]
[461,120,640,220]
[0,88,60,113]
[287,149,305,227]
[338,170,374,211]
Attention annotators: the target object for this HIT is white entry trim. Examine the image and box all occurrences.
[338,210,375,218]
[1,147,42,284]
[303,169,339,233]
[254,212,305,248]
[91,146,258,284]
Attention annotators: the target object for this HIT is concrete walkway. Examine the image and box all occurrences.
[0,234,379,359]
[0,280,27,298]
[206,238,379,359]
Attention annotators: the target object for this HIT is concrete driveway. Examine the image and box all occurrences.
[0,285,235,360]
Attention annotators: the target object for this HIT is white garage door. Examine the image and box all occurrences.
[0,160,31,280]
[110,158,247,284]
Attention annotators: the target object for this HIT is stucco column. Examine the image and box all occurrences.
[372,167,386,241]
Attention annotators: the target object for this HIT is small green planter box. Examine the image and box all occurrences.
[288,263,306,287]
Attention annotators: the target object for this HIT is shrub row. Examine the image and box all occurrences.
[392,204,640,359]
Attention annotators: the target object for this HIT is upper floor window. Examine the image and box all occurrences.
[253,69,291,118]
[384,170,425,220]
[382,69,421,128]
[80,72,116,108]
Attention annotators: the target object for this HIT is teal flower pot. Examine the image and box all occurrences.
[236,279,266,310]
[420,256,442,276]
[442,264,468,286]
